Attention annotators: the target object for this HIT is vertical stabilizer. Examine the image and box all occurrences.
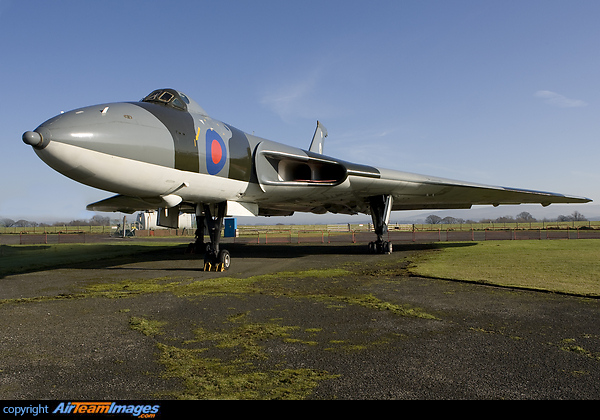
[309,121,327,154]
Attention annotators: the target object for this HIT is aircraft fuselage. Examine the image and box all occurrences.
[25,89,380,217]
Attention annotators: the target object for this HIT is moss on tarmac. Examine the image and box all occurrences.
[1,242,600,399]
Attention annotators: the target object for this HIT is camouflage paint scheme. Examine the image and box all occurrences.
[25,88,590,222]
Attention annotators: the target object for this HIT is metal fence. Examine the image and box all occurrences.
[2,227,599,246]
[232,227,600,245]
[0,233,114,245]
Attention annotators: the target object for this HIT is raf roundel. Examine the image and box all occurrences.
[206,129,227,175]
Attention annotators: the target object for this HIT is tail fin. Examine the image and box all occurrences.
[309,121,327,154]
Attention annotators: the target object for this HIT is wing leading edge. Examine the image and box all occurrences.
[369,168,591,211]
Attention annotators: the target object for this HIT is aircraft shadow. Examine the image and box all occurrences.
[78,242,478,273]
[2,241,477,277]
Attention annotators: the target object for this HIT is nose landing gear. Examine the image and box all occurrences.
[204,248,231,272]
[188,202,231,271]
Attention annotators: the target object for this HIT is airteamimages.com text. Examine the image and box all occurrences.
[3,402,161,418]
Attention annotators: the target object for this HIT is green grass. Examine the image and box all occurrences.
[129,316,167,336]
[156,342,338,400]
[409,240,600,297]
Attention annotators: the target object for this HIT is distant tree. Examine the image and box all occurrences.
[516,212,536,223]
[90,215,110,226]
[495,216,516,223]
[571,211,587,221]
[425,215,442,224]
[1,218,15,227]
[67,219,88,226]
[14,219,36,227]
[442,216,462,224]
[558,211,587,222]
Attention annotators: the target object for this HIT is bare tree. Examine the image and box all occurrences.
[557,212,587,222]
[516,212,536,223]
[442,216,463,224]
[90,215,110,226]
[495,216,516,223]
[425,215,442,224]
[1,218,15,227]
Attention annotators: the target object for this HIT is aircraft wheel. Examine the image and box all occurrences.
[218,249,231,270]
[368,242,376,254]
[368,241,392,254]
[383,241,392,254]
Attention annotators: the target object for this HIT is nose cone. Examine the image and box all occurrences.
[30,102,175,168]
[23,131,50,150]
[23,131,44,148]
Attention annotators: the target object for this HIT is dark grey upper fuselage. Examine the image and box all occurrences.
[25,88,590,217]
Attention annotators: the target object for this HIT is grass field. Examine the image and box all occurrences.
[409,240,600,297]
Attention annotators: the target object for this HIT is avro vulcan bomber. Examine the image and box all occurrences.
[23,89,591,270]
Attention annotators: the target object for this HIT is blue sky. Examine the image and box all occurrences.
[2,0,599,223]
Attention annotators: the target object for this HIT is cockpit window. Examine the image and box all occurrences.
[158,91,174,102]
[141,89,187,111]
[179,92,190,104]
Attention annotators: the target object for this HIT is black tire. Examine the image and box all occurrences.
[383,241,392,254]
[218,249,231,270]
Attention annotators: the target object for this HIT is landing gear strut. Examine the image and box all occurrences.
[203,202,230,271]
[368,195,393,255]
[188,202,231,271]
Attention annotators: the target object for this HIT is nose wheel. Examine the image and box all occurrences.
[204,248,231,272]
[190,202,231,271]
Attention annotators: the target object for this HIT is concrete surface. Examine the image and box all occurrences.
[1,242,599,399]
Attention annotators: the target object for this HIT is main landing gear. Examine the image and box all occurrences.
[368,195,393,255]
[188,202,231,271]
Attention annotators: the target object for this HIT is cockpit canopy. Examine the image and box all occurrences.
[141,88,208,116]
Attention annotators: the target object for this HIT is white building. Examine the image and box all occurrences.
[135,211,194,230]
